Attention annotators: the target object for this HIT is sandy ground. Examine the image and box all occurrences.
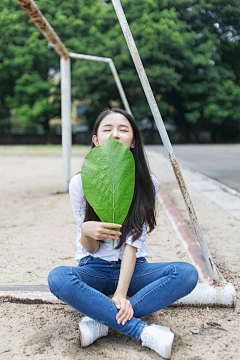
[0,145,240,360]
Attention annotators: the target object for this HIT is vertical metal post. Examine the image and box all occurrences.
[61,57,71,193]
[16,0,71,193]
[111,0,220,281]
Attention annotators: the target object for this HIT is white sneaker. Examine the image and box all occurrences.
[80,316,94,323]
[78,316,109,347]
[141,324,174,359]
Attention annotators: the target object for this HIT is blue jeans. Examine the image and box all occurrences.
[48,256,198,341]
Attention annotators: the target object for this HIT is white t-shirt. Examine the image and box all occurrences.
[69,173,159,262]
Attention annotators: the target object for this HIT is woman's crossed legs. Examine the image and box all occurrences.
[48,256,198,341]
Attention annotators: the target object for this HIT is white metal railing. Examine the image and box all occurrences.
[70,53,132,115]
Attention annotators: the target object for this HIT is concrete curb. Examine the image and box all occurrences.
[158,188,224,284]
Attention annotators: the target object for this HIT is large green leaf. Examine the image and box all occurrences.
[81,135,135,226]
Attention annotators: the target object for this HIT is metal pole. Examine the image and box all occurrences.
[108,60,132,114]
[111,0,220,281]
[16,0,72,192]
[61,57,71,192]
[70,52,111,63]
[70,52,132,114]
[16,0,69,59]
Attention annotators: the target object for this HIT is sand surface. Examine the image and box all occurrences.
[0,145,239,359]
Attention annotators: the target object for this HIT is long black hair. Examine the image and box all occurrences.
[84,107,157,249]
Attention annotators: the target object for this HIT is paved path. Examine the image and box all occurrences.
[146,147,240,221]
[146,144,240,192]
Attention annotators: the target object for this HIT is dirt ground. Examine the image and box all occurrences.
[0,145,239,360]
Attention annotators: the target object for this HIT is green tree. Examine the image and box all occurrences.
[0,0,104,133]
[0,0,60,133]
[167,0,240,140]
[7,72,60,134]
[72,0,240,140]
[1,0,240,141]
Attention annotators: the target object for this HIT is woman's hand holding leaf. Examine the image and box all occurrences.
[81,221,122,241]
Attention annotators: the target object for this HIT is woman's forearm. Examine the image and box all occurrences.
[80,221,122,254]
[114,244,137,298]
[81,233,99,254]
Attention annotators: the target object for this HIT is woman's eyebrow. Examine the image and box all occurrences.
[119,124,130,128]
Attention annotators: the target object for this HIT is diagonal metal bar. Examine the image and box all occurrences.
[111,0,220,281]
[157,188,225,284]
[108,59,132,114]
[16,0,69,59]
[70,52,132,114]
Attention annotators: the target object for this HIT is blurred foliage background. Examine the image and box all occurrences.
[0,0,240,142]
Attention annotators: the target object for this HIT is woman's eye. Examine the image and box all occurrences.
[103,129,111,132]
[120,129,127,132]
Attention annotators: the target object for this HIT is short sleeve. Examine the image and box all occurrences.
[125,224,147,256]
[69,174,86,231]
